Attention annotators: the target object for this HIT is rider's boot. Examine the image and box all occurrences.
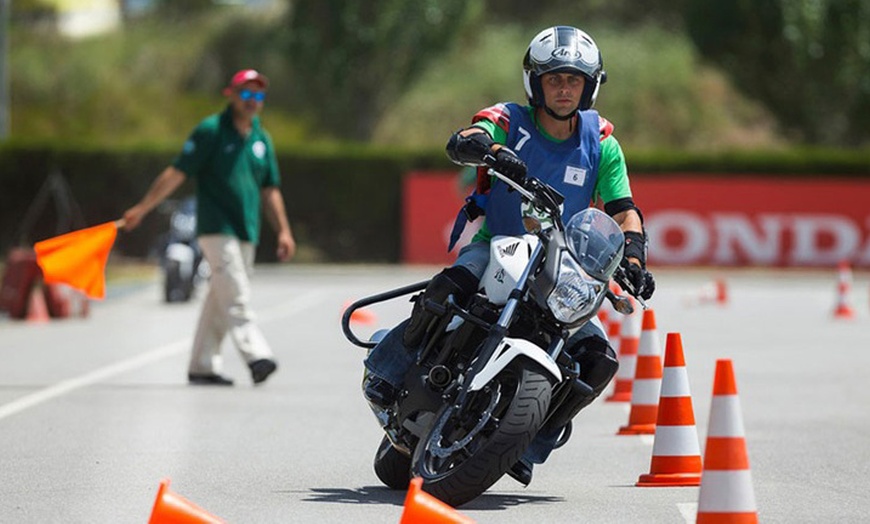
[403,266,479,348]
[363,376,400,410]
[507,459,534,486]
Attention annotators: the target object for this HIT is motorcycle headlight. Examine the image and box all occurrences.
[546,252,603,324]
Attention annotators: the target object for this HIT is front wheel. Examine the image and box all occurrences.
[411,361,553,507]
[373,436,411,490]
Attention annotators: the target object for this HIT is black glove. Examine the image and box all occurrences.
[492,148,527,185]
[620,259,655,300]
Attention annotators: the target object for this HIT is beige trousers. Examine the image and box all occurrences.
[189,234,273,375]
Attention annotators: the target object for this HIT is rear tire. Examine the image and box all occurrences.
[412,362,553,507]
[373,436,411,490]
[164,261,184,303]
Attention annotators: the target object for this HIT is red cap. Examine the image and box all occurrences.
[224,69,269,94]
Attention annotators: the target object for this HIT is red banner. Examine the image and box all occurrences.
[402,171,474,265]
[634,175,870,267]
[402,172,870,267]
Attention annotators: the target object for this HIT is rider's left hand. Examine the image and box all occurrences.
[621,259,655,300]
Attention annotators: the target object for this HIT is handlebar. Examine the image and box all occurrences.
[483,161,566,230]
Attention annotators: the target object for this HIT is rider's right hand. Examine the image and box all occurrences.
[493,148,527,185]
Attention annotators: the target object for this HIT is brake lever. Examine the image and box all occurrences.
[612,267,648,310]
[606,289,634,315]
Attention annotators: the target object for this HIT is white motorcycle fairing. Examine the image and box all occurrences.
[165,242,196,280]
[468,336,561,391]
[481,234,540,305]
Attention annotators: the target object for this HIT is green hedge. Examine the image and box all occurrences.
[1,142,868,263]
[0,142,451,263]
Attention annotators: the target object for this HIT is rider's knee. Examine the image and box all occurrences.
[403,266,479,347]
[570,335,619,396]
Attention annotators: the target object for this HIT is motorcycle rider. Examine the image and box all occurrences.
[364,26,655,485]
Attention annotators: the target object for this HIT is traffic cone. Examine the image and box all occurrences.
[636,332,702,486]
[26,284,50,323]
[148,478,225,524]
[618,308,662,435]
[603,317,621,389]
[342,300,377,325]
[716,279,728,305]
[597,306,610,333]
[696,359,758,523]
[833,261,855,319]
[399,477,476,524]
[606,298,639,402]
[688,278,728,307]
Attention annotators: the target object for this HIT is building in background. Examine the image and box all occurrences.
[52,0,121,38]
[22,1,282,38]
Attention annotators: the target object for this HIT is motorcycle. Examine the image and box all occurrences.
[160,197,208,303]
[341,161,644,507]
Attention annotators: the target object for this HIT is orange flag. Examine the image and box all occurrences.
[34,221,121,300]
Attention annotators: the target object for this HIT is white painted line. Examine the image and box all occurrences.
[0,291,327,423]
[258,290,325,324]
[0,339,190,422]
[677,502,697,523]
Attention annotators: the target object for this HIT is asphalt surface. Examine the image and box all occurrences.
[0,264,868,523]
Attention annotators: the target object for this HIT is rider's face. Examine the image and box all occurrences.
[541,72,585,117]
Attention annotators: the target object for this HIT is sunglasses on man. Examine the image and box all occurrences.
[238,89,266,102]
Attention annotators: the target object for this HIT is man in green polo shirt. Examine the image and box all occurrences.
[123,69,296,386]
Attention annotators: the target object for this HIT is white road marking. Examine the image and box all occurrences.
[0,339,190,422]
[0,290,326,422]
[677,502,697,523]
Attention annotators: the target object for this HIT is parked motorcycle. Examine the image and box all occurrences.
[342,160,644,507]
[160,197,208,303]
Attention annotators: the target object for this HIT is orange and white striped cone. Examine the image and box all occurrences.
[696,359,758,524]
[701,278,729,306]
[597,299,611,331]
[618,308,662,435]
[400,477,476,524]
[606,298,639,402]
[833,260,855,319]
[636,332,702,486]
[715,279,728,305]
[603,318,622,393]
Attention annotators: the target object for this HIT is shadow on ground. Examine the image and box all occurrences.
[296,485,564,510]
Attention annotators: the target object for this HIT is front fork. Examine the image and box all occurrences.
[453,241,547,409]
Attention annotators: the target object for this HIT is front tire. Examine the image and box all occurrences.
[373,436,411,490]
[411,361,553,507]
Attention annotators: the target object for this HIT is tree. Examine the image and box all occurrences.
[284,0,482,141]
[685,0,870,146]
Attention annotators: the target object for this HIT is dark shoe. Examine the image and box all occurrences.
[249,359,278,384]
[507,459,533,486]
[364,377,399,410]
[188,373,234,386]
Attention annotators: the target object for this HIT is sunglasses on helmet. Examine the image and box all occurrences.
[238,89,266,102]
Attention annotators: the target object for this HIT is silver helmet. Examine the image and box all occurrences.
[522,26,607,115]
